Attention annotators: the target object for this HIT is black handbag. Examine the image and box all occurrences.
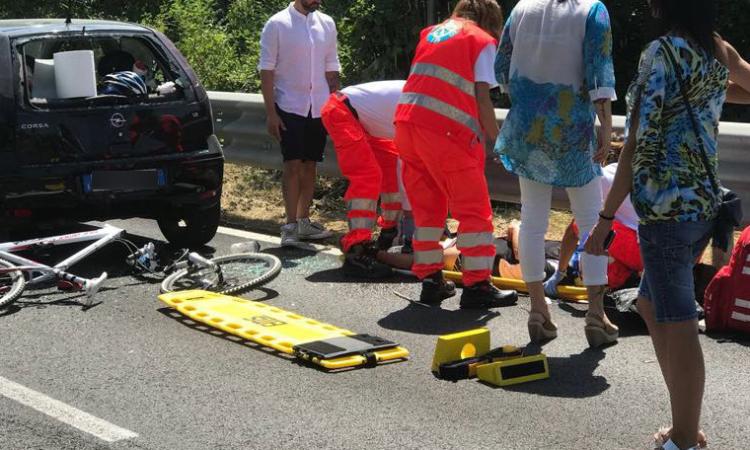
[660,37,743,251]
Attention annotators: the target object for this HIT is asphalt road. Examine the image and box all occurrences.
[1,218,748,450]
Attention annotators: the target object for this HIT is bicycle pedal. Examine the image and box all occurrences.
[57,280,82,292]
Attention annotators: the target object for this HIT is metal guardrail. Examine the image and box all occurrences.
[210,91,749,224]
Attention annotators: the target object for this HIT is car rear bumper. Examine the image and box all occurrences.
[1,143,224,226]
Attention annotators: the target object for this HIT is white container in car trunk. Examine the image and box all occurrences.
[53,50,97,98]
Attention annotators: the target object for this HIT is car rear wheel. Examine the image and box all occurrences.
[157,203,220,248]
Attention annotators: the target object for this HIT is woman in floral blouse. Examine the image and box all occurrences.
[494,0,618,346]
[587,1,750,448]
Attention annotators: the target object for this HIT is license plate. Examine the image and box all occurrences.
[83,169,166,192]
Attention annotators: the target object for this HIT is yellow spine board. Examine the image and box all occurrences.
[476,354,550,387]
[442,271,588,302]
[159,290,409,370]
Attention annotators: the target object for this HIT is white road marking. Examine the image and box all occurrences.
[217,226,342,257]
[0,376,138,443]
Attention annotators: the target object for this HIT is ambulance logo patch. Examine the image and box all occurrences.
[427,20,462,43]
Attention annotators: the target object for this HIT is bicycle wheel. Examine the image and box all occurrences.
[160,253,282,295]
[0,259,26,308]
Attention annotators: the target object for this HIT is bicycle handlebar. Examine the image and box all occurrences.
[187,253,217,270]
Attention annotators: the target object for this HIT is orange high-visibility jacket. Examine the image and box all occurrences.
[395,18,496,145]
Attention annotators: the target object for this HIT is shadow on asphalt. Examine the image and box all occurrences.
[377,301,502,335]
[556,301,649,338]
[306,268,418,284]
[484,348,610,398]
[704,331,750,348]
[0,285,121,316]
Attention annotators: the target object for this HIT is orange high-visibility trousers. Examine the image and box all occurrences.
[395,122,495,286]
[321,93,401,253]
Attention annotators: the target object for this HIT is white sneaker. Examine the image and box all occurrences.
[296,218,333,240]
[280,223,299,247]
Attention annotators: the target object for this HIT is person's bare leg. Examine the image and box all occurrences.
[586,285,616,329]
[557,221,579,273]
[296,161,317,220]
[527,282,550,319]
[638,297,707,448]
[637,297,671,386]
[664,319,704,450]
[283,160,302,223]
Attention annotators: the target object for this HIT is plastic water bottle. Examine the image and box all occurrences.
[230,240,261,254]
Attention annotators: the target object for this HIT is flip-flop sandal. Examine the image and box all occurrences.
[653,427,707,449]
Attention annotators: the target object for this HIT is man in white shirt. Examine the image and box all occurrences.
[320,81,405,278]
[259,0,340,246]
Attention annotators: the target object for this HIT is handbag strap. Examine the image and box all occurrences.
[658,37,721,195]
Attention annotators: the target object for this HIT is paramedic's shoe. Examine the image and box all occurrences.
[342,243,392,279]
[584,314,619,348]
[460,280,518,309]
[419,271,456,304]
[376,227,398,251]
[280,223,299,247]
[297,218,333,240]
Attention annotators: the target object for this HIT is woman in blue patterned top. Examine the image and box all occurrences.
[586,1,750,449]
[494,0,618,347]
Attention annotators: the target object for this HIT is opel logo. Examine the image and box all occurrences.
[110,113,127,128]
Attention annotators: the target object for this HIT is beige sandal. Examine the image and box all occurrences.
[528,311,558,343]
[584,314,619,348]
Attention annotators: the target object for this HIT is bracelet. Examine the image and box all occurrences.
[598,211,615,221]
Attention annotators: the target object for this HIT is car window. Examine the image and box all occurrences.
[18,34,187,109]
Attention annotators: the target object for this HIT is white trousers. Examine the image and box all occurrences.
[519,176,608,286]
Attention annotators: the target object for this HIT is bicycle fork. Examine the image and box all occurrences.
[54,269,108,306]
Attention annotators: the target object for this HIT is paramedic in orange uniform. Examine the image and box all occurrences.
[321,81,406,279]
[394,0,516,308]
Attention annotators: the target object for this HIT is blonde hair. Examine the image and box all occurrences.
[452,0,504,40]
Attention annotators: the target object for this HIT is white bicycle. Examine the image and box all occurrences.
[0,224,282,308]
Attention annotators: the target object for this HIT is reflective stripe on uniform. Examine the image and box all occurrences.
[398,92,482,138]
[347,199,378,212]
[457,232,494,248]
[382,210,401,222]
[414,227,444,242]
[349,217,375,230]
[462,255,494,271]
[414,249,444,265]
[410,63,475,97]
[380,192,401,204]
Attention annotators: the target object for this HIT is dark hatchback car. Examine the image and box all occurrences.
[0,19,224,246]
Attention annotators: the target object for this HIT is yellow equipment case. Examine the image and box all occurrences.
[159,290,409,370]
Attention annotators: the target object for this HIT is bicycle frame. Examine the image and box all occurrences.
[0,224,125,287]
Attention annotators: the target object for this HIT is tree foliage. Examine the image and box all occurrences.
[1,0,749,120]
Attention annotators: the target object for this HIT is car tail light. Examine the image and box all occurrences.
[12,209,33,218]
[199,190,218,200]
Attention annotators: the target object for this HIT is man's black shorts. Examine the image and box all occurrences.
[276,105,327,162]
